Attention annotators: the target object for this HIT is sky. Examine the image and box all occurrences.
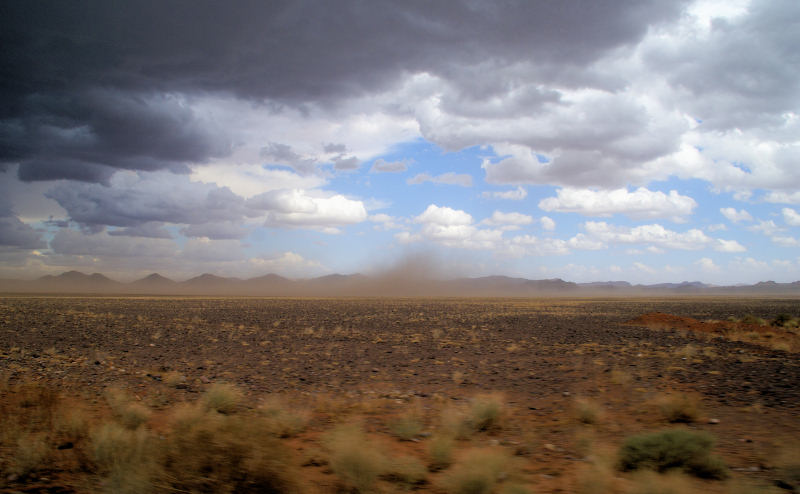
[1,0,799,284]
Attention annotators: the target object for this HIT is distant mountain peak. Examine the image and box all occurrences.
[132,273,176,285]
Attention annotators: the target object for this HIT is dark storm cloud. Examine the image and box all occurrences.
[644,0,800,131]
[1,0,685,182]
[107,222,173,239]
[180,222,250,240]
[370,159,408,173]
[0,196,46,249]
[2,89,230,183]
[44,174,250,233]
[332,156,360,171]
[0,216,46,249]
[260,142,317,175]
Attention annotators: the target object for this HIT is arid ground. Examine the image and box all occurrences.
[1,296,798,493]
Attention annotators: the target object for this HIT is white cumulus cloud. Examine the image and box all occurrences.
[249,189,367,233]
[696,257,721,273]
[782,208,800,226]
[582,221,742,252]
[414,205,473,226]
[407,172,473,187]
[720,207,753,223]
[538,187,696,221]
[482,211,534,230]
[481,187,528,200]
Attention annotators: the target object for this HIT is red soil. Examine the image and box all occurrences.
[625,312,772,335]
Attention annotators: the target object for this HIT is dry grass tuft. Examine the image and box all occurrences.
[438,448,514,494]
[201,383,243,414]
[384,455,427,486]
[656,393,700,424]
[627,471,700,494]
[90,422,156,494]
[9,433,49,479]
[161,403,297,493]
[162,371,186,388]
[574,397,604,425]
[467,393,505,432]
[258,395,310,438]
[428,433,456,471]
[326,423,387,492]
[105,388,151,429]
[389,412,424,441]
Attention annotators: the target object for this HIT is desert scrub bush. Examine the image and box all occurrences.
[201,382,243,414]
[617,429,728,479]
[441,406,475,439]
[574,398,604,425]
[610,368,633,385]
[161,404,297,493]
[770,313,799,328]
[576,461,624,494]
[162,370,186,388]
[7,433,49,479]
[627,471,698,494]
[389,412,424,440]
[428,434,456,471]
[90,422,157,494]
[438,448,515,494]
[656,393,700,423]
[384,455,427,486]
[467,393,505,433]
[740,314,767,326]
[118,403,151,430]
[104,388,151,429]
[499,484,533,494]
[326,423,387,492]
[54,403,90,449]
[17,382,59,426]
[258,395,310,437]
[675,344,698,359]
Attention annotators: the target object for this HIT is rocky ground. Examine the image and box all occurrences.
[1,296,798,493]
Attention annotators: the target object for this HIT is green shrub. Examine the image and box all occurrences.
[740,314,766,326]
[618,429,728,479]
[772,314,795,327]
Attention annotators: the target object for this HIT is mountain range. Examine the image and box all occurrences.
[1,271,799,296]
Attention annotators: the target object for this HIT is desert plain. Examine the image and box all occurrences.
[1,296,798,493]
